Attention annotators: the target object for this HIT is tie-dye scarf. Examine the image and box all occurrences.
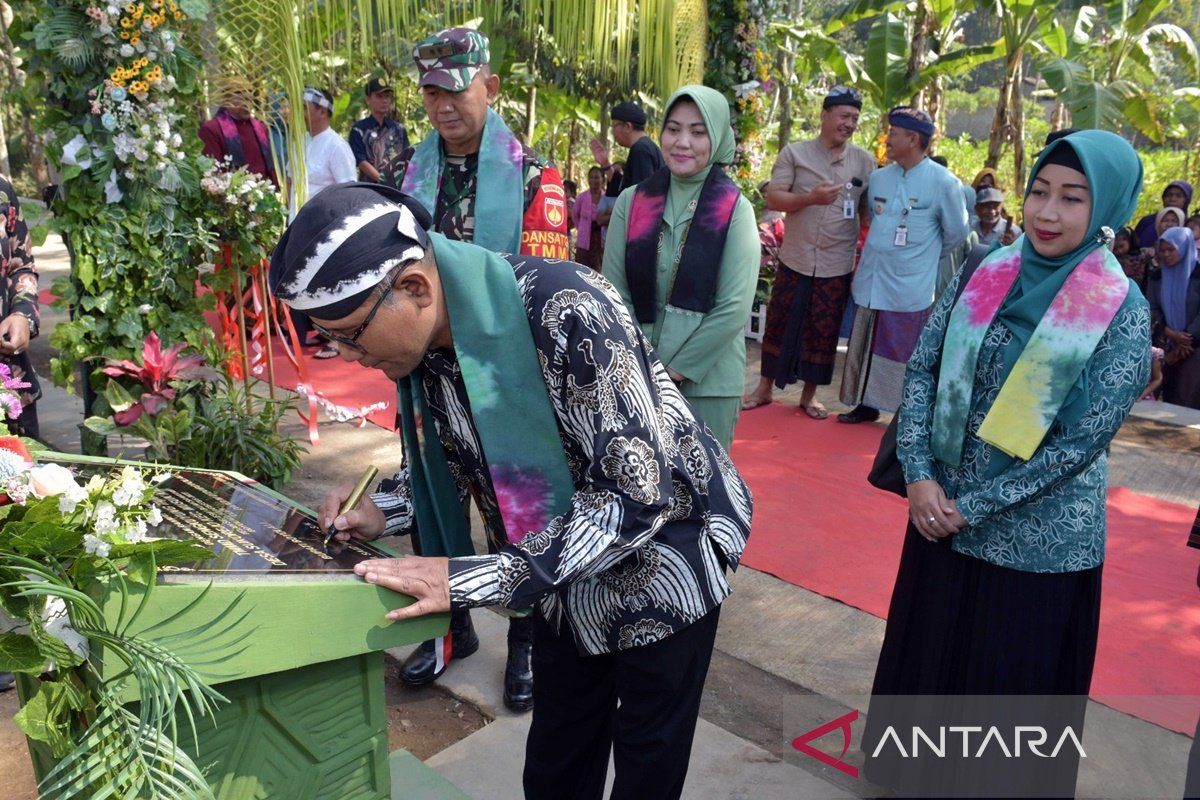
[397,232,575,557]
[624,165,741,324]
[932,240,1129,464]
[933,129,1142,465]
[402,108,524,254]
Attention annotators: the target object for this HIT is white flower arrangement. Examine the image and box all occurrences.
[80,0,192,195]
[5,463,164,556]
[200,159,288,263]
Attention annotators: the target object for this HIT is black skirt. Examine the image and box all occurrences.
[863,523,1103,798]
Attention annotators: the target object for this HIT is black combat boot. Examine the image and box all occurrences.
[503,615,534,712]
[398,606,479,686]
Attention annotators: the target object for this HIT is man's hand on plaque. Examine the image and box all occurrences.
[354,557,451,620]
[319,483,386,542]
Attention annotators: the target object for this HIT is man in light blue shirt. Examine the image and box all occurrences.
[839,106,969,422]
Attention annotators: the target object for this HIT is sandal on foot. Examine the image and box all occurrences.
[314,344,340,359]
[800,402,829,420]
[741,396,772,411]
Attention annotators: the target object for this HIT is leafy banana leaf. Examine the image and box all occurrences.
[824,0,909,34]
[1123,0,1171,38]
[919,40,1005,83]
[864,12,912,109]
[1139,23,1200,80]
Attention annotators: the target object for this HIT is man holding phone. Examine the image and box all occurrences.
[741,87,875,420]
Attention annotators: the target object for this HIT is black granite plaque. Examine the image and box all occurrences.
[51,460,391,574]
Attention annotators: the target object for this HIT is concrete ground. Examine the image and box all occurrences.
[2,235,1198,799]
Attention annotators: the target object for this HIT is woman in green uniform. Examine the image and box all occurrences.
[602,85,759,450]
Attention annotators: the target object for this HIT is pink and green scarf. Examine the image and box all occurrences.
[398,233,575,557]
[931,130,1143,466]
[401,108,525,254]
[932,241,1129,464]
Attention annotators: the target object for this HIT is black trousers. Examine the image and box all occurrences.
[522,607,721,800]
[1186,715,1200,800]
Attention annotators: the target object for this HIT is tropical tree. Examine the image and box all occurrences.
[978,0,1049,187]
[825,0,1001,133]
[827,5,1001,136]
[1035,0,1200,142]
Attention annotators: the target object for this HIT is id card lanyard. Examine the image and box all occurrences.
[893,175,910,247]
[894,206,909,246]
[842,181,856,219]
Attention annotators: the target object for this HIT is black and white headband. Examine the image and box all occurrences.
[269,183,432,319]
[303,87,333,112]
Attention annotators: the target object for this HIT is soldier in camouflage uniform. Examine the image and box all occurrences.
[394,27,570,711]
[349,76,410,189]
[401,28,570,258]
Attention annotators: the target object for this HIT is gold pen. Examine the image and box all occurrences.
[324,465,379,548]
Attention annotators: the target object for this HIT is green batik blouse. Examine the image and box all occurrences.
[897,267,1150,573]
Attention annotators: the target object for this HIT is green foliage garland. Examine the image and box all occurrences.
[706,0,779,188]
[20,0,222,391]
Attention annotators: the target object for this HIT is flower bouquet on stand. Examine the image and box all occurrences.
[0,453,242,800]
[200,159,287,272]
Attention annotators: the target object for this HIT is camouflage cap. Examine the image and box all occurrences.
[412,27,490,92]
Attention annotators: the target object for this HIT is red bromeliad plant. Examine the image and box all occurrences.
[84,333,305,488]
[99,332,213,424]
[85,331,218,466]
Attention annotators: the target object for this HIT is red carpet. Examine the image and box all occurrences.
[733,402,1200,735]
[264,338,397,431]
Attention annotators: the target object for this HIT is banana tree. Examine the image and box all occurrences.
[1035,0,1200,143]
[825,0,1002,135]
[858,11,1002,128]
[979,0,1051,188]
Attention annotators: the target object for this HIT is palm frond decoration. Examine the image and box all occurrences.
[38,8,99,69]
[199,0,707,209]
[2,552,251,800]
[38,693,218,800]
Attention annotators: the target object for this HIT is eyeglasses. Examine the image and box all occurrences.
[311,263,403,352]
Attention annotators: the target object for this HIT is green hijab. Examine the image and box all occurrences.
[624,84,743,324]
[660,85,737,216]
[998,130,1144,353]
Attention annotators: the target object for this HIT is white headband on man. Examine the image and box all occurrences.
[303,87,333,111]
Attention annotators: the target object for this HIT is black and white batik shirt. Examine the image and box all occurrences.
[370,255,753,655]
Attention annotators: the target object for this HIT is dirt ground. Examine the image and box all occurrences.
[383,654,491,760]
[0,688,38,800]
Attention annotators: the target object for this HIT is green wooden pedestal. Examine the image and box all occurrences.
[180,651,468,800]
[184,652,393,800]
[16,455,467,799]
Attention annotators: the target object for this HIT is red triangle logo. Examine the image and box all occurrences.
[791,709,860,779]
